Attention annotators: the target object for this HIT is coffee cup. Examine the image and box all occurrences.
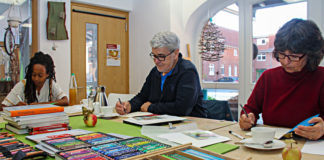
[100,106,114,114]
[251,127,275,144]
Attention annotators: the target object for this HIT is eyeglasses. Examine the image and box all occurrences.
[149,50,175,61]
[276,51,306,62]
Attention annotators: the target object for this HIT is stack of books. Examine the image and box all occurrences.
[2,104,70,135]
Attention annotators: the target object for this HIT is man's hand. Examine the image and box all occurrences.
[140,102,152,112]
[115,101,131,115]
[294,117,324,140]
[239,112,255,130]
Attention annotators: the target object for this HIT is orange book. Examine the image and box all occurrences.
[6,106,64,117]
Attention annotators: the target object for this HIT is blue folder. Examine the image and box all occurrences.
[288,114,320,133]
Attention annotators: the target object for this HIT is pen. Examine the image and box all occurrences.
[118,98,126,113]
[240,104,248,118]
[228,130,245,140]
[16,94,23,102]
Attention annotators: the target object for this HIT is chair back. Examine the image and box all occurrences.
[107,93,135,106]
[203,100,234,121]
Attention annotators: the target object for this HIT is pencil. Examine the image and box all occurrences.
[240,104,248,118]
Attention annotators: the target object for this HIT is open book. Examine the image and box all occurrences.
[123,114,186,126]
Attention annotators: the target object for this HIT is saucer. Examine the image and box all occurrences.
[240,138,285,150]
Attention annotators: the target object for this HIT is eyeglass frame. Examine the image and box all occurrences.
[149,49,175,61]
[274,51,306,62]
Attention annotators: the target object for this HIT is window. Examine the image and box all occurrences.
[256,53,266,61]
[234,65,237,76]
[228,65,232,76]
[234,49,238,56]
[221,64,225,75]
[209,63,215,76]
[201,3,239,84]
[252,1,307,83]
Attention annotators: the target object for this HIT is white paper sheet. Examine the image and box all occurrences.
[301,140,324,155]
[122,111,153,118]
[141,123,198,146]
[157,129,230,147]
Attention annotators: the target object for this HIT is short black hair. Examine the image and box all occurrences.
[273,18,324,71]
[24,52,56,103]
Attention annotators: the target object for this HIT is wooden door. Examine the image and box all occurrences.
[71,3,129,103]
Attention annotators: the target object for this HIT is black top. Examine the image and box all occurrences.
[129,53,207,118]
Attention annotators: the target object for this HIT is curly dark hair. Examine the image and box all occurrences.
[24,52,56,103]
[273,18,324,71]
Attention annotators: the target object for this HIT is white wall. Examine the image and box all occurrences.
[38,0,71,95]
[129,0,171,93]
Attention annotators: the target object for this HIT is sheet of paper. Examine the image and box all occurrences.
[301,140,324,155]
[158,129,230,147]
[64,105,83,115]
[141,123,198,146]
[122,111,153,118]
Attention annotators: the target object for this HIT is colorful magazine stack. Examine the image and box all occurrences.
[2,104,70,135]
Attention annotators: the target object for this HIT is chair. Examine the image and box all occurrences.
[203,100,234,121]
[107,93,135,106]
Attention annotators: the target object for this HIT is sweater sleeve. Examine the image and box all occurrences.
[241,71,267,122]
[129,71,152,112]
[148,69,200,116]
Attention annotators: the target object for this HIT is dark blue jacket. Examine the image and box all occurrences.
[129,53,207,118]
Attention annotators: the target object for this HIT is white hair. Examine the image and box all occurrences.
[150,31,180,51]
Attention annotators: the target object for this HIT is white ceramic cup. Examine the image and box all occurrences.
[251,127,275,144]
[100,106,114,114]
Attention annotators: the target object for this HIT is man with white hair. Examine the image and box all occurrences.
[115,31,206,117]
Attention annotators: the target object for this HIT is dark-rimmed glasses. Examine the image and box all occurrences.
[276,51,306,62]
[149,49,175,61]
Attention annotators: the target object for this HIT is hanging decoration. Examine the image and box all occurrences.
[47,1,69,40]
[199,19,225,61]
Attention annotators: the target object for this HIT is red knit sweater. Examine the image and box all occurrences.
[243,66,324,128]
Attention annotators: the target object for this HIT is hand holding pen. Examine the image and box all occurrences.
[239,104,255,130]
[118,98,128,115]
[16,94,27,106]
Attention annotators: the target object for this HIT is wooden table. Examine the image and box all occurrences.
[1,114,323,160]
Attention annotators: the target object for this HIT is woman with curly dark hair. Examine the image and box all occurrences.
[239,19,324,140]
[1,52,68,109]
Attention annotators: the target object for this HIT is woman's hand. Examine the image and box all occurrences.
[239,112,255,130]
[115,101,131,115]
[294,117,324,140]
[16,101,28,106]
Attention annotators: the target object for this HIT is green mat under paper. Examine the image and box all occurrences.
[203,142,239,154]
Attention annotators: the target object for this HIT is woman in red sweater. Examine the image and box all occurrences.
[239,18,324,140]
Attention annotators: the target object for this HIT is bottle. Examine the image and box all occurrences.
[69,73,78,106]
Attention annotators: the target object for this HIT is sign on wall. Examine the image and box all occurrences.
[106,44,121,66]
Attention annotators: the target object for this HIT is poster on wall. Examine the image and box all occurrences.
[106,44,121,66]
